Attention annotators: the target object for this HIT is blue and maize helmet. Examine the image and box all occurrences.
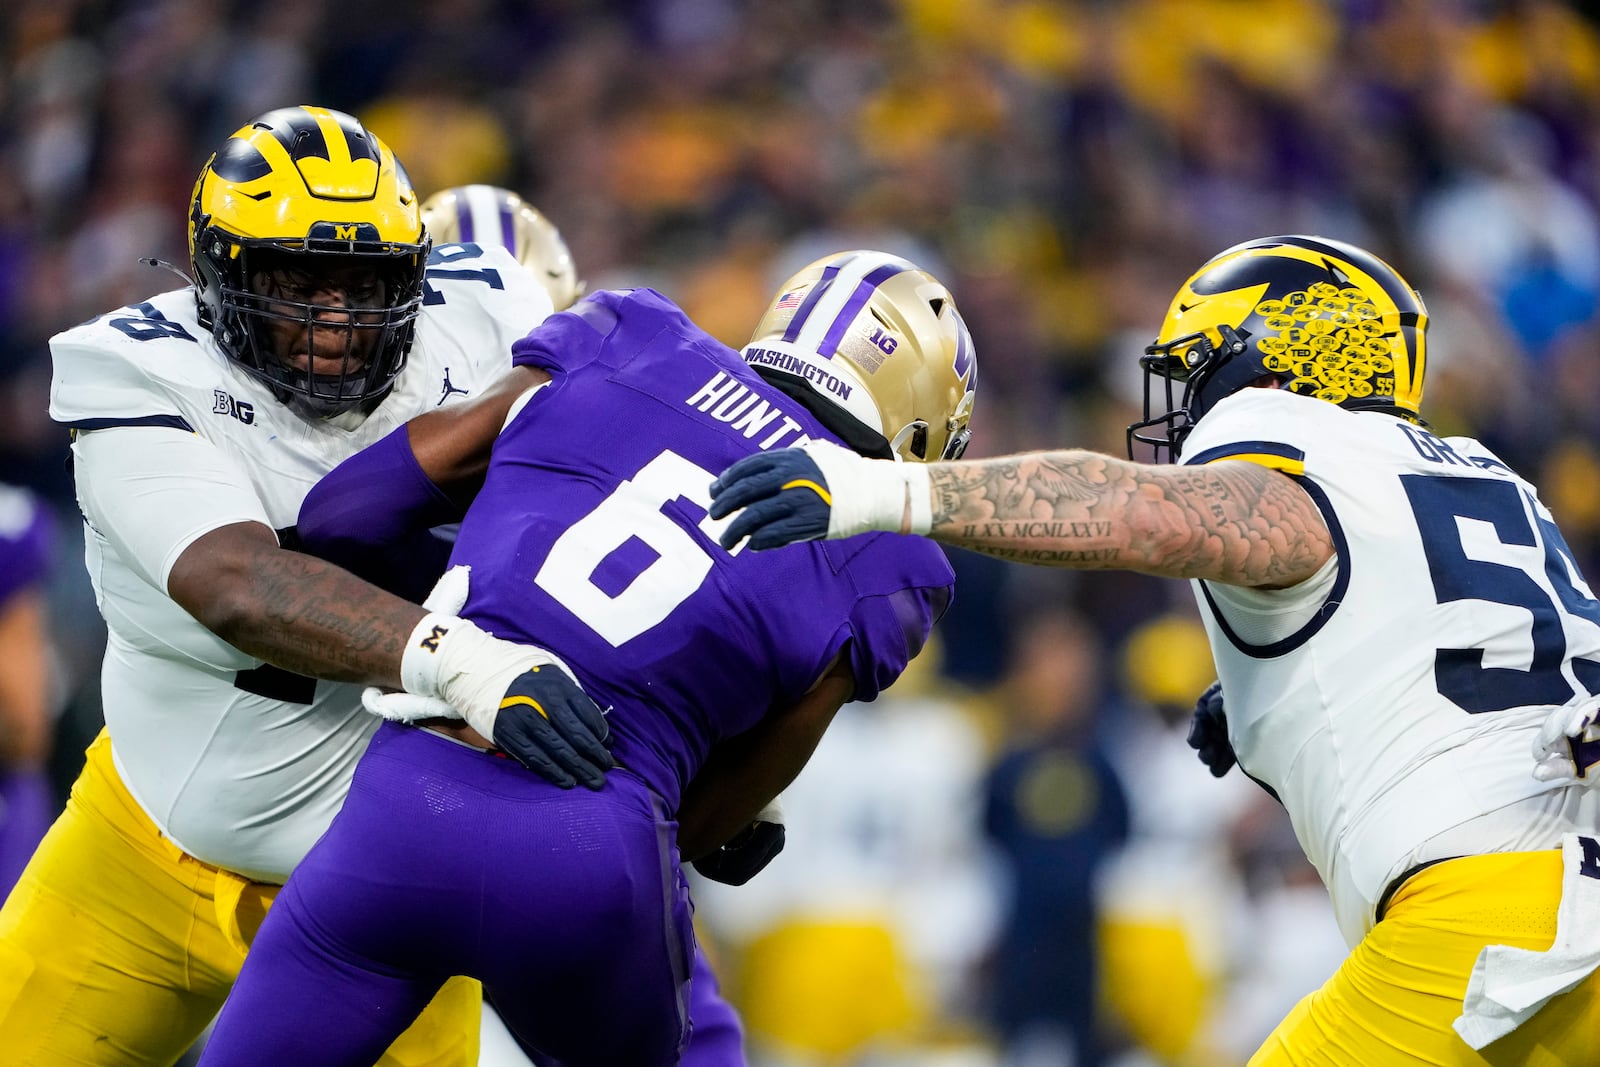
[188,106,429,417]
[741,250,977,463]
[1129,234,1428,461]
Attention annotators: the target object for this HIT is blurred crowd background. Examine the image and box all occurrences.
[5,1,1600,1065]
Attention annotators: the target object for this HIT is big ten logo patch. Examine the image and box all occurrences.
[213,389,255,425]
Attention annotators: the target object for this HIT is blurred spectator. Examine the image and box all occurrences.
[982,609,1130,1067]
[1096,615,1346,1067]
[0,484,56,897]
[1413,104,1600,362]
[1097,612,1256,1066]
[1200,797,1346,1066]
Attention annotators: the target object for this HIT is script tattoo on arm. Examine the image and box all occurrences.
[167,521,425,688]
[241,548,420,684]
[924,452,1333,587]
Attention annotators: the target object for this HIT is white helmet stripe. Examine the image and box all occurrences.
[781,251,919,358]
[456,184,517,251]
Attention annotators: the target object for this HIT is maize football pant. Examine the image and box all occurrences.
[0,729,479,1067]
[1251,850,1600,1066]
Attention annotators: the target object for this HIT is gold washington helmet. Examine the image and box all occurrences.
[420,184,586,312]
[741,250,977,462]
[1129,234,1428,461]
[188,105,429,416]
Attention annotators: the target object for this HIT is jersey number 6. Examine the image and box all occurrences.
[535,450,740,646]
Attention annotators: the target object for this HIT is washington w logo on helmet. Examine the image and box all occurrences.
[1128,234,1428,461]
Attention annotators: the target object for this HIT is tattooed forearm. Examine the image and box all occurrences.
[244,551,417,684]
[926,452,1333,587]
[979,546,1123,565]
[168,523,424,688]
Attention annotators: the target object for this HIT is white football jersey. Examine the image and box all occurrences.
[48,244,554,882]
[1182,388,1600,945]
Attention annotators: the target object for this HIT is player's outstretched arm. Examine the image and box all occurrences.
[167,522,613,788]
[711,441,1333,589]
[296,365,552,580]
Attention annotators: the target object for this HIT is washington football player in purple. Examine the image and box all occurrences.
[196,249,977,1067]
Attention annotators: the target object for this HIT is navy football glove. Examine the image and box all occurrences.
[691,817,787,886]
[493,665,614,791]
[1186,680,1236,779]
[708,449,834,552]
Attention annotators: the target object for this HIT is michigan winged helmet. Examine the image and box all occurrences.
[188,105,430,417]
[1129,235,1428,460]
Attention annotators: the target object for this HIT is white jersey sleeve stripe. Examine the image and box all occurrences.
[65,414,196,432]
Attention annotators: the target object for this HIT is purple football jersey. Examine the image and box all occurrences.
[452,287,953,809]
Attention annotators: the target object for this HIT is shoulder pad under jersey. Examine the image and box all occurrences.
[48,289,216,430]
[512,288,697,376]
[416,242,555,351]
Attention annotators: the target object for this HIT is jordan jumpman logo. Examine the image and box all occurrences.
[437,368,469,406]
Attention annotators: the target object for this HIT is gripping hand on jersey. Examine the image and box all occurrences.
[708,440,931,552]
[1532,697,1600,786]
[1187,680,1237,778]
[367,565,614,789]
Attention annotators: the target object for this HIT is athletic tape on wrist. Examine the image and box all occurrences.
[807,442,912,539]
[904,463,932,535]
[400,611,463,701]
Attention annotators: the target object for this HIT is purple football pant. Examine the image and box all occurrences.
[0,766,52,900]
[197,723,697,1067]
[680,949,746,1066]
[512,947,746,1067]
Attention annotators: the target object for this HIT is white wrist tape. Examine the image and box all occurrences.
[400,612,576,740]
[803,441,933,538]
[361,686,457,724]
[753,795,786,827]
[903,463,932,536]
[400,612,472,705]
